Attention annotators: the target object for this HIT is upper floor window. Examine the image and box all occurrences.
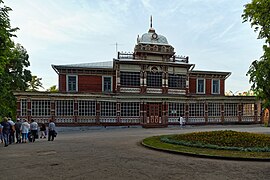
[20,99,27,116]
[103,76,112,92]
[168,74,186,88]
[147,72,162,87]
[120,72,140,86]
[67,75,78,92]
[212,79,220,94]
[197,79,205,94]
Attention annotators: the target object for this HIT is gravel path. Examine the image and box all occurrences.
[1,125,270,180]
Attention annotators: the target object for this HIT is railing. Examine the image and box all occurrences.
[117,52,189,63]
[170,55,189,63]
[118,52,134,59]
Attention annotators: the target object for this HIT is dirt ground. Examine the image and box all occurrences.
[1,124,270,180]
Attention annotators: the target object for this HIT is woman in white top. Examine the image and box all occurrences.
[20,119,30,143]
[179,115,185,128]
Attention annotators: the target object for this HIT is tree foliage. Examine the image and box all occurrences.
[27,75,44,91]
[247,46,270,107]
[0,0,18,75]
[242,0,270,45]
[242,0,270,108]
[0,0,33,118]
[46,85,58,92]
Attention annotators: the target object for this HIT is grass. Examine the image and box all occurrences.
[142,132,270,160]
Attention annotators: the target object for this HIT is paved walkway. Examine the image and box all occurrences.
[1,124,270,180]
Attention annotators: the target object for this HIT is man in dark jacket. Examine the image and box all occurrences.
[1,117,11,147]
[15,118,22,143]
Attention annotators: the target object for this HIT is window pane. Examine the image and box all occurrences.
[120,72,140,86]
[197,79,204,93]
[168,103,185,116]
[189,103,204,117]
[224,103,238,116]
[100,101,116,116]
[21,99,28,116]
[103,77,112,92]
[121,102,140,116]
[168,74,186,88]
[208,103,221,117]
[147,72,162,87]
[31,100,51,116]
[68,76,77,91]
[212,80,220,94]
[243,104,254,116]
[78,100,96,116]
[56,100,74,116]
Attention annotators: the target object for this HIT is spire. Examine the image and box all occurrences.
[150,15,152,28]
[148,16,155,33]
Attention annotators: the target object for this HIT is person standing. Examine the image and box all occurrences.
[1,117,11,147]
[48,120,56,141]
[30,119,38,142]
[8,118,15,144]
[15,118,22,143]
[21,119,30,143]
[40,123,46,139]
[179,115,185,128]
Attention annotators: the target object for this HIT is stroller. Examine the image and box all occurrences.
[28,131,39,142]
[28,132,34,142]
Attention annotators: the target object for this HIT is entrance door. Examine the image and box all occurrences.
[148,103,161,124]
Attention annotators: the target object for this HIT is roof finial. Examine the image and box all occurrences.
[150,15,153,28]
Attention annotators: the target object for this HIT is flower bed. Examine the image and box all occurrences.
[160,130,270,152]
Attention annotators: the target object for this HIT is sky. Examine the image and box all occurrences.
[6,0,264,93]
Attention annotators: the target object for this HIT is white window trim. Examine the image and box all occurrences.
[196,78,205,94]
[102,76,113,92]
[212,79,220,94]
[66,75,78,92]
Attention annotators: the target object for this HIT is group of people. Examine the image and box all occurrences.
[0,117,56,147]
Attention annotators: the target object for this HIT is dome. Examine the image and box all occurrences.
[137,28,169,45]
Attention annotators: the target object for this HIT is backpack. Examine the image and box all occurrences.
[1,122,11,133]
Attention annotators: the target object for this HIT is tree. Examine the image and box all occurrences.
[8,44,32,90]
[242,0,270,45]
[46,85,59,92]
[27,75,44,91]
[0,0,18,74]
[242,0,270,110]
[0,1,32,118]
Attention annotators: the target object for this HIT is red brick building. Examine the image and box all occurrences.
[14,25,261,127]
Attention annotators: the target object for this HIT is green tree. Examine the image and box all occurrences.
[8,44,32,90]
[242,0,270,110]
[27,75,44,91]
[0,1,32,118]
[46,85,59,92]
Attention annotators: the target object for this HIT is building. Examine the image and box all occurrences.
[14,22,261,127]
